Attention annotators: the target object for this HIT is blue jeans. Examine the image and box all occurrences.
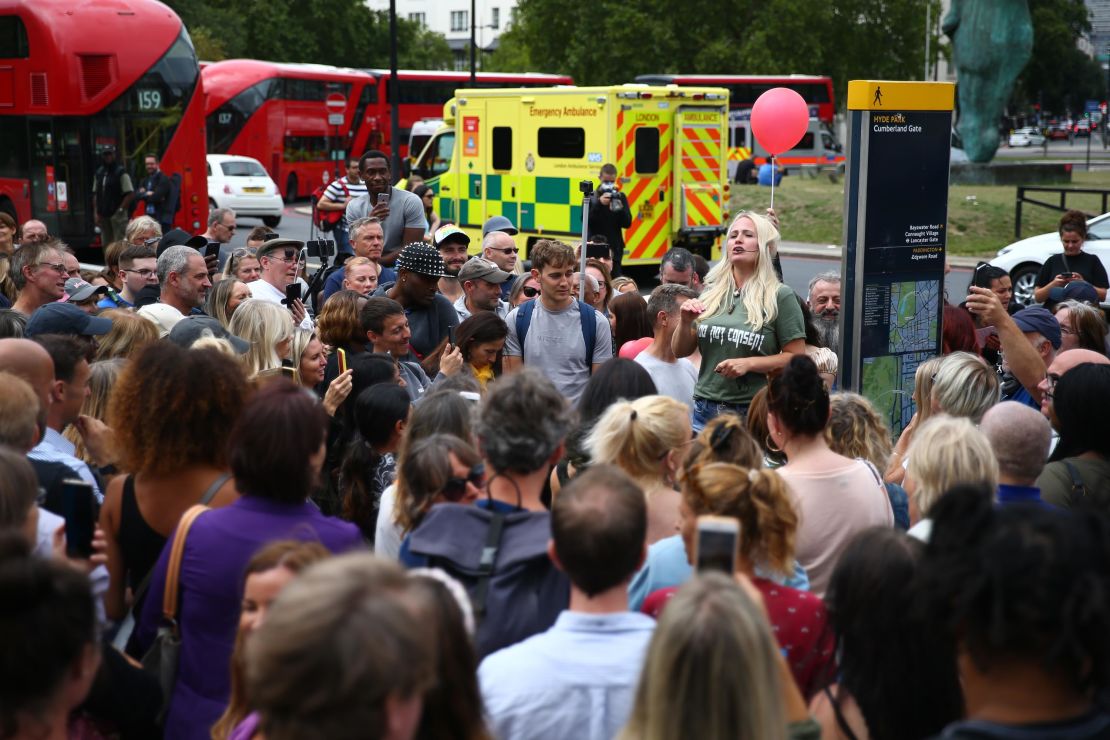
[692,397,749,433]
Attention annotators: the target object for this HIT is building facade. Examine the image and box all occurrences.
[364,0,519,70]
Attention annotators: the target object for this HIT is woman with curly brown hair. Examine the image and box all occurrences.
[98,342,249,626]
[641,460,835,699]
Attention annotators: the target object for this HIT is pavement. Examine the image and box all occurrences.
[297,204,985,268]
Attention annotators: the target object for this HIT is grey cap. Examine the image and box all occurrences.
[458,257,512,285]
[166,315,250,354]
[482,215,518,237]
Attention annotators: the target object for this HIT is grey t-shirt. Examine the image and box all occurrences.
[504,300,613,403]
[344,186,427,254]
[634,352,698,410]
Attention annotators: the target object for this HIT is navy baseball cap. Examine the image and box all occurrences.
[1012,306,1062,350]
[158,228,207,256]
[26,302,112,337]
[1048,280,1099,305]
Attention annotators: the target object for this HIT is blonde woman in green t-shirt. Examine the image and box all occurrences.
[672,211,807,432]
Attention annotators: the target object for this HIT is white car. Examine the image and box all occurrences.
[207,155,283,227]
[990,212,1110,305]
[1008,127,1045,147]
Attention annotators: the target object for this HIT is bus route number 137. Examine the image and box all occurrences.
[136,89,163,111]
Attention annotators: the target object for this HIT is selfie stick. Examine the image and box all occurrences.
[578,180,593,299]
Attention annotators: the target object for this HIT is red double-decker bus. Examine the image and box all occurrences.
[0,0,207,248]
[203,60,378,202]
[358,69,574,158]
[634,74,836,124]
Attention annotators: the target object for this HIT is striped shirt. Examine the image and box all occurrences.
[323,176,368,203]
[28,428,103,502]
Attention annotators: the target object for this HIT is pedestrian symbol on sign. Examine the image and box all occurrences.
[873,86,883,107]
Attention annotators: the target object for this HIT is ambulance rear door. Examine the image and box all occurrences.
[673,105,726,242]
[616,96,673,267]
[455,98,485,232]
[478,97,520,248]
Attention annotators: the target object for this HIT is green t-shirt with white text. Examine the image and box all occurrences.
[693,283,806,405]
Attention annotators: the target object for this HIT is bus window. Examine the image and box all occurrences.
[492,127,512,170]
[634,127,659,173]
[0,16,29,58]
[284,136,331,162]
[537,127,584,159]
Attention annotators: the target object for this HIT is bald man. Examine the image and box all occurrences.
[0,337,54,430]
[0,338,86,511]
[980,401,1053,505]
[1036,349,1110,428]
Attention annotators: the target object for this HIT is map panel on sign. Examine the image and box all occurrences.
[888,280,939,353]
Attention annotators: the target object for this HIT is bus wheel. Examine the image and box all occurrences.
[285,175,298,204]
[0,198,16,225]
[262,215,281,228]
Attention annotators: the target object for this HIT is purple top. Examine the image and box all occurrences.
[133,496,363,740]
[228,712,261,740]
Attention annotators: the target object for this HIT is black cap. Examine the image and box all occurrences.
[158,228,207,257]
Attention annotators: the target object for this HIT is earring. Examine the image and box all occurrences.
[765,433,783,454]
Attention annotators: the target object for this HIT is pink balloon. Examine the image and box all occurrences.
[750,87,810,156]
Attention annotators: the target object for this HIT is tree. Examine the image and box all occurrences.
[164,0,452,69]
[494,0,931,107]
[1013,0,1105,115]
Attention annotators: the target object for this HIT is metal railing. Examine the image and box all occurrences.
[1014,186,1110,239]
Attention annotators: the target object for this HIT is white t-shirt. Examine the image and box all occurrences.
[504,300,613,404]
[248,278,314,330]
[374,484,403,559]
[634,352,698,410]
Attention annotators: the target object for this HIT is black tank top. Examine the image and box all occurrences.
[118,476,169,593]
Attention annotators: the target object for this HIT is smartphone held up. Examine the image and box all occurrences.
[694,515,740,575]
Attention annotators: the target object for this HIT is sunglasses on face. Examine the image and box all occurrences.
[490,246,519,255]
[522,286,540,297]
[440,462,485,502]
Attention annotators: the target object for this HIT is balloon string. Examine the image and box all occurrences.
[769,155,775,210]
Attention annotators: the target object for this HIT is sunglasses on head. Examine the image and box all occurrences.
[440,462,485,502]
[522,286,540,298]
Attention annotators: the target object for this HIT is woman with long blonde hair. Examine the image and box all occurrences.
[586,394,692,545]
[621,572,818,740]
[672,211,806,431]
[228,299,295,377]
[63,359,126,464]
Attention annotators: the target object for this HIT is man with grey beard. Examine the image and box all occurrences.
[808,270,841,352]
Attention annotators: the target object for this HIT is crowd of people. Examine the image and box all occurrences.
[1,160,1110,740]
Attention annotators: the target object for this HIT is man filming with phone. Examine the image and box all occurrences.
[249,237,313,329]
[344,150,425,267]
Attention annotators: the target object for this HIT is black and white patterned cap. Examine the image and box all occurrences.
[395,241,449,278]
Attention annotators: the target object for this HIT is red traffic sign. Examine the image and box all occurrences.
[325,93,347,113]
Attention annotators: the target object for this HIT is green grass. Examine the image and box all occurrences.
[729,170,1110,257]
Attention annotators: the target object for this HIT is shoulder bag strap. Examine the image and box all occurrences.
[1065,460,1088,506]
[199,473,231,506]
[516,299,535,351]
[578,300,597,371]
[472,511,507,621]
[161,505,208,622]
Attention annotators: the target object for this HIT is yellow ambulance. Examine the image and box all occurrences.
[410,84,730,266]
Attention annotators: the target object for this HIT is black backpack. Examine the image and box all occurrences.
[406,503,569,658]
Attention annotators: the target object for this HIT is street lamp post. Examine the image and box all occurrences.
[470,0,477,85]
